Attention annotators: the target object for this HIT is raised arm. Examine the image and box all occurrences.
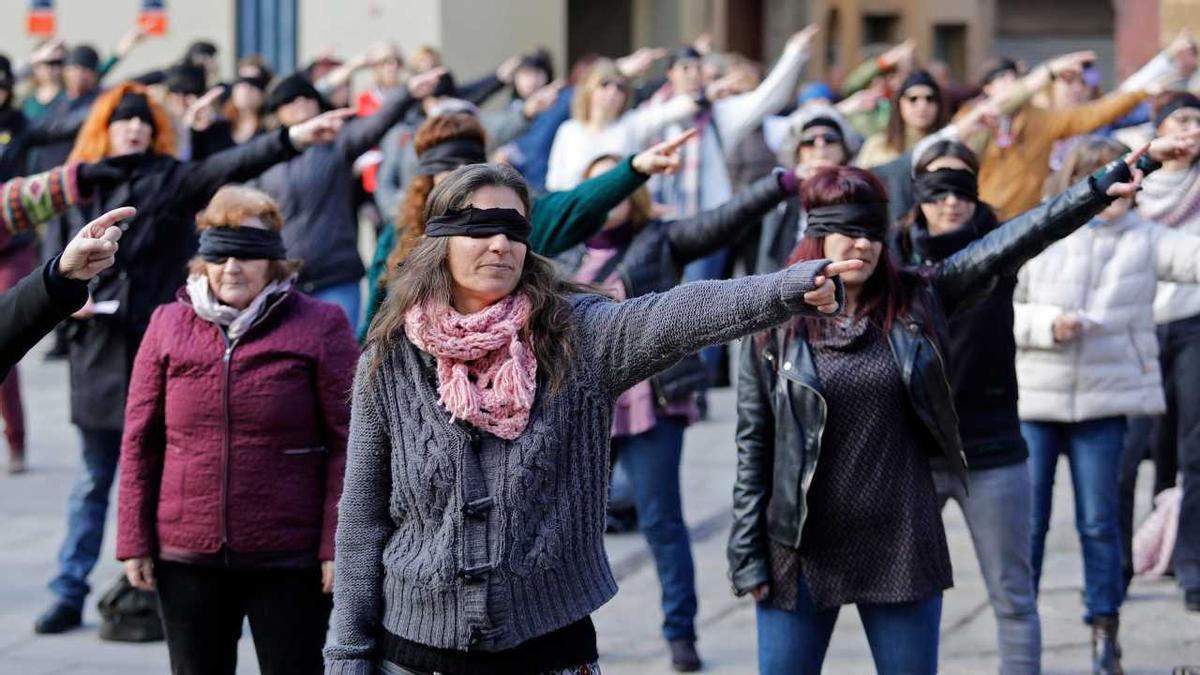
[935,155,1139,304]
[624,94,699,148]
[324,354,395,673]
[176,128,300,207]
[576,258,851,395]
[336,67,444,162]
[666,170,789,264]
[336,89,417,162]
[712,26,816,151]
[528,129,696,255]
[0,162,85,245]
[728,335,776,596]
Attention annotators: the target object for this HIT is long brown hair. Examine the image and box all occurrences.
[68,83,176,162]
[884,70,948,154]
[365,164,587,392]
[386,113,488,280]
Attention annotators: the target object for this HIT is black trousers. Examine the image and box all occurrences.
[1119,314,1200,593]
[155,560,331,675]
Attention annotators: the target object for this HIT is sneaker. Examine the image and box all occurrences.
[669,639,702,672]
[33,603,82,634]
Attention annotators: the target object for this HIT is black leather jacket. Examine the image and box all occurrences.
[560,169,789,403]
[727,159,1134,595]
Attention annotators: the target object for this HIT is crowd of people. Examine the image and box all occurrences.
[0,19,1199,675]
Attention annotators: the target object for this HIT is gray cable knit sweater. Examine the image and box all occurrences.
[324,259,835,675]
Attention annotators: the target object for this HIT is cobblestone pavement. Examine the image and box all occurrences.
[1,342,1197,674]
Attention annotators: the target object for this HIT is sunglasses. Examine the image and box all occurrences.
[904,94,938,104]
[799,131,842,147]
[599,78,629,91]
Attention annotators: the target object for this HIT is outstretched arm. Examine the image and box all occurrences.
[577,258,856,395]
[666,169,790,264]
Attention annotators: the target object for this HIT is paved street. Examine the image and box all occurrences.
[1,338,1198,674]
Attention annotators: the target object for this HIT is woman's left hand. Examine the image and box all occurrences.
[1148,128,1200,164]
[321,560,335,594]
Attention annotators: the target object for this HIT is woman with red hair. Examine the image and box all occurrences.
[728,149,1155,673]
[33,81,351,635]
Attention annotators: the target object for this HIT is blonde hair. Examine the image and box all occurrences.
[571,59,629,124]
[188,184,301,281]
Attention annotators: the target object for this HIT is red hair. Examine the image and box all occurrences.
[785,167,911,340]
[68,83,176,162]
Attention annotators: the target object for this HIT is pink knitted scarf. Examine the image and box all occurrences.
[404,293,537,440]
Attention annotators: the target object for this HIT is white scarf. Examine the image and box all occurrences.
[186,274,293,341]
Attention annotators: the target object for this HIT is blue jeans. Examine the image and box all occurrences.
[934,465,1041,675]
[49,427,121,609]
[611,416,697,641]
[312,281,361,334]
[756,573,942,674]
[1024,417,1126,622]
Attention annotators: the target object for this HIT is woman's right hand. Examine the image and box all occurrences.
[804,260,864,314]
[632,128,697,176]
[1053,313,1083,343]
[124,557,156,591]
[751,584,770,601]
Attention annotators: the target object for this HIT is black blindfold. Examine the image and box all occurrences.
[425,207,531,245]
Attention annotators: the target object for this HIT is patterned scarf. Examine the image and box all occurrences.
[404,293,537,440]
[186,274,292,341]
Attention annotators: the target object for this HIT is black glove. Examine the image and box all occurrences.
[76,159,131,196]
[1089,157,1134,199]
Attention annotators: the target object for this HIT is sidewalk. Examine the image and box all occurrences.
[1,341,1197,674]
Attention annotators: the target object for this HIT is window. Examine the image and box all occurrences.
[862,14,899,47]
[933,24,968,81]
[237,0,297,74]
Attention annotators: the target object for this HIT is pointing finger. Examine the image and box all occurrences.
[822,259,865,278]
[85,207,136,238]
[656,128,698,153]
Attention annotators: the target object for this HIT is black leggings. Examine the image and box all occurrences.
[155,560,331,675]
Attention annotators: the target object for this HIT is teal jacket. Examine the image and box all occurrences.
[359,155,650,340]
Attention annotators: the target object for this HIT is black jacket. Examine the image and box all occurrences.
[891,206,1028,470]
[67,128,300,430]
[727,162,1131,596]
[0,257,87,380]
[253,88,418,293]
[560,170,789,403]
[755,195,802,275]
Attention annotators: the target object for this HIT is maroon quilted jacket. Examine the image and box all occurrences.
[116,287,358,562]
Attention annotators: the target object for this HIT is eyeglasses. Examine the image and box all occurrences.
[799,132,842,148]
[904,94,938,104]
[599,78,629,91]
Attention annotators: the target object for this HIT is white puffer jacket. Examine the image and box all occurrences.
[1014,211,1200,422]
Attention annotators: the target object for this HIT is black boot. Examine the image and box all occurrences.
[669,639,702,672]
[1091,615,1123,675]
[34,602,82,634]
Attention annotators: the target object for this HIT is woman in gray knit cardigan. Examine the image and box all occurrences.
[324,162,859,675]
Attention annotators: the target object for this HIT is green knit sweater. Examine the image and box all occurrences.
[358,156,650,340]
